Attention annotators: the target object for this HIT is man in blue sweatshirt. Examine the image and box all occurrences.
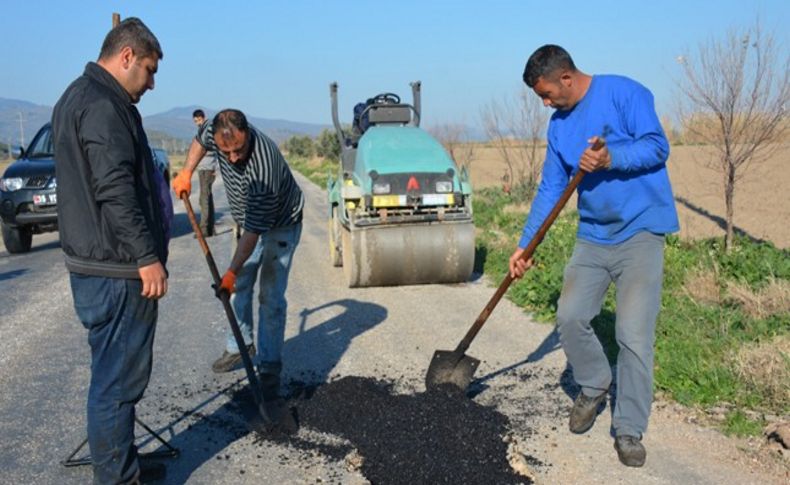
[509,45,678,467]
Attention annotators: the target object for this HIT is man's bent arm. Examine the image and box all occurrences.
[228,231,260,275]
[181,138,208,176]
[608,88,669,172]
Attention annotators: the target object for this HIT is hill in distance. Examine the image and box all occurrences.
[0,98,329,149]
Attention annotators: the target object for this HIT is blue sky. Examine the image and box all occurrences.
[2,0,788,128]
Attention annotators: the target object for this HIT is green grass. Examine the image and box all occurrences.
[287,155,338,188]
[471,187,790,436]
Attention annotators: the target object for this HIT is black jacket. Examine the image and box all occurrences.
[52,62,167,279]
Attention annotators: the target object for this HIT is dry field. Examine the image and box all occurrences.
[467,143,790,249]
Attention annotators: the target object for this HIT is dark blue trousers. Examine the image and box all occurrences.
[70,273,157,485]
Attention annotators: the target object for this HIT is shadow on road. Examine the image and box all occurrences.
[468,327,563,398]
[286,298,388,383]
[147,298,387,483]
[0,268,29,282]
[0,238,60,259]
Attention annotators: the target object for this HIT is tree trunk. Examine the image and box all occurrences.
[724,163,736,252]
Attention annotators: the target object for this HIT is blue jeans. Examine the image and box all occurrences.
[227,223,301,371]
[70,273,158,485]
[556,231,665,438]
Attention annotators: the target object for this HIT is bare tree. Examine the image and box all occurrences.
[428,123,476,171]
[480,86,548,200]
[675,21,789,251]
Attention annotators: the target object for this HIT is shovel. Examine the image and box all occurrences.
[425,138,605,393]
[180,193,289,431]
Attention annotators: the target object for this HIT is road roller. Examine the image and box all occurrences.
[327,81,475,287]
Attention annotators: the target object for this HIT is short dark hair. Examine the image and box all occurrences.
[193,109,205,118]
[523,44,576,87]
[99,17,163,61]
[213,109,249,134]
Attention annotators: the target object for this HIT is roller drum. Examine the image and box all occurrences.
[341,221,475,287]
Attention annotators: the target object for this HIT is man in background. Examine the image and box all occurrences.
[52,17,169,483]
[192,109,217,237]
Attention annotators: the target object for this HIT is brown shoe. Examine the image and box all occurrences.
[614,435,646,467]
[568,391,607,434]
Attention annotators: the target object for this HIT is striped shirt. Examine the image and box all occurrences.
[197,123,304,233]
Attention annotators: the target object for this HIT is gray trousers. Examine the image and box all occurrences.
[556,231,665,438]
[198,170,215,236]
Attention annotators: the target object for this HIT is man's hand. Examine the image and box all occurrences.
[508,248,535,279]
[171,169,192,198]
[578,136,610,173]
[217,269,236,297]
[139,261,167,299]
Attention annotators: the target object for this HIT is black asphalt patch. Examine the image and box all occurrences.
[245,376,534,484]
[146,375,543,483]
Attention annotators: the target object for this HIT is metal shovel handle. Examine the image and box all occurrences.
[179,192,272,424]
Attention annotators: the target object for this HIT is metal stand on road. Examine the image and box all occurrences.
[61,417,179,468]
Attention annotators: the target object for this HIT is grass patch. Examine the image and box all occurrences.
[287,155,338,188]
[723,410,764,437]
[472,187,790,436]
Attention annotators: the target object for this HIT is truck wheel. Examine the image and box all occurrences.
[328,207,343,267]
[2,223,33,254]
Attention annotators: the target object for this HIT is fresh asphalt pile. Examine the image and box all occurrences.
[144,370,545,483]
[227,376,533,484]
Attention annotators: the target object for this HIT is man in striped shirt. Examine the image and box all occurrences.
[173,109,304,398]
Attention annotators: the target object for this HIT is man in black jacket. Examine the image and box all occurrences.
[52,18,169,484]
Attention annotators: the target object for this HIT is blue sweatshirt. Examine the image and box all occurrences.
[518,75,679,248]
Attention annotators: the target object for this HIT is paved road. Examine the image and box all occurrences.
[0,173,783,484]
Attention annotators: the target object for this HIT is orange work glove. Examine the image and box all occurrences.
[217,269,237,296]
[171,169,192,198]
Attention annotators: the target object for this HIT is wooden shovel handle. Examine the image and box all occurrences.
[179,193,272,424]
[454,138,605,354]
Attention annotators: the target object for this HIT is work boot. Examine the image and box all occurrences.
[137,461,166,483]
[211,344,255,373]
[614,435,646,467]
[568,391,607,434]
[257,361,282,401]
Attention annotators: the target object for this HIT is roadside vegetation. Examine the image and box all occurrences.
[472,187,789,437]
[283,128,342,188]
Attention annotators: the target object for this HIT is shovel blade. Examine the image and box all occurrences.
[425,349,480,392]
[251,398,298,436]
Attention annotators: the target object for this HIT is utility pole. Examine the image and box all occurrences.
[112,12,120,28]
[17,111,25,148]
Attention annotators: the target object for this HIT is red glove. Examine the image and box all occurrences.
[172,170,192,198]
[219,269,237,295]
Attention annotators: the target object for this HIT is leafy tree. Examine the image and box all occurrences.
[315,128,341,162]
[282,135,315,158]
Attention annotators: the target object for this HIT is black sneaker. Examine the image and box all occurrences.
[568,391,607,434]
[614,435,646,467]
[211,344,255,373]
[138,461,166,483]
